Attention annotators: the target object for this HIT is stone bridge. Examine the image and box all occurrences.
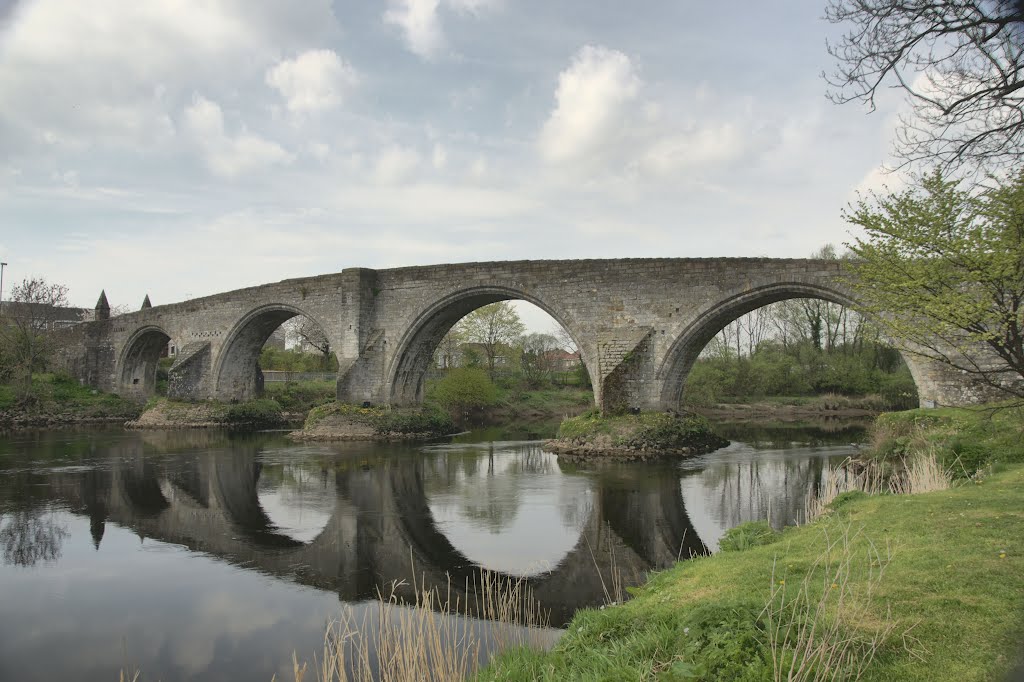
[54,258,977,409]
[37,436,706,626]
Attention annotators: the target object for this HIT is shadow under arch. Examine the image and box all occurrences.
[212,303,335,401]
[386,285,596,405]
[657,281,924,407]
[116,325,172,400]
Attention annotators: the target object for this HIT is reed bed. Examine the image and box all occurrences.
[287,569,552,682]
[804,452,952,523]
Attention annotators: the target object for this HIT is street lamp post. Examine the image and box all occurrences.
[0,262,7,317]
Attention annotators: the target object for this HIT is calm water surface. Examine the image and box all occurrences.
[0,422,864,681]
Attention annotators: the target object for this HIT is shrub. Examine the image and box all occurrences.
[224,399,284,427]
[427,368,499,413]
[371,408,454,436]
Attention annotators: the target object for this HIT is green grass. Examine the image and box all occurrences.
[0,373,141,419]
[478,465,1024,681]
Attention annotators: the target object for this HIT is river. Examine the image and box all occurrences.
[0,420,866,681]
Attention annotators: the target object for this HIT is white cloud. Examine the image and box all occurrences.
[432,143,448,169]
[373,145,421,184]
[266,49,358,114]
[539,45,640,164]
[384,0,445,59]
[183,95,293,177]
[383,0,497,59]
[636,123,747,177]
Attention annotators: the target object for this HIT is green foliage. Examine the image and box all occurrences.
[223,398,284,427]
[684,339,918,409]
[427,367,499,412]
[846,170,1024,400]
[624,412,725,451]
[370,408,454,436]
[867,404,1024,476]
[0,372,140,419]
[262,380,336,412]
[259,346,339,372]
[557,410,727,452]
[718,521,779,552]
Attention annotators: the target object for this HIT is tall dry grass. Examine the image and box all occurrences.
[762,525,914,682]
[804,453,952,523]
[285,569,552,682]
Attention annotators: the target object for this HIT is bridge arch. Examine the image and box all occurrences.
[657,281,923,408]
[385,285,596,406]
[213,304,335,401]
[116,325,172,400]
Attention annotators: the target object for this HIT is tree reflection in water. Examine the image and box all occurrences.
[0,509,69,567]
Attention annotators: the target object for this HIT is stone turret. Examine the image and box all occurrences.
[141,294,152,310]
[95,290,110,321]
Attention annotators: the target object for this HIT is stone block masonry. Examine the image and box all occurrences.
[50,258,984,411]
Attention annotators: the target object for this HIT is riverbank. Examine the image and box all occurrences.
[0,374,141,427]
[126,397,292,428]
[480,468,1024,681]
[686,393,900,422]
[545,410,729,462]
[479,405,1024,681]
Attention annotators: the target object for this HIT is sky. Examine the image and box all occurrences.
[0,0,910,328]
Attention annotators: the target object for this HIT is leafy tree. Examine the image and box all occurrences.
[427,367,499,415]
[0,277,71,402]
[825,0,1024,172]
[845,169,1024,400]
[457,302,525,378]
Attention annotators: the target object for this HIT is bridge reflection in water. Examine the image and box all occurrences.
[13,430,710,627]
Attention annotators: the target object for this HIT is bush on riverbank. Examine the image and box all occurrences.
[478,460,1024,681]
[864,403,1024,476]
[223,398,285,427]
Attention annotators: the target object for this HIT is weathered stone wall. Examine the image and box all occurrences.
[52,258,984,409]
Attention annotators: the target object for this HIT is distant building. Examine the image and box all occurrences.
[541,349,579,371]
[0,301,91,330]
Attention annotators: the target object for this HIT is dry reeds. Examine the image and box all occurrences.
[804,453,952,523]
[762,525,912,682]
[307,569,551,682]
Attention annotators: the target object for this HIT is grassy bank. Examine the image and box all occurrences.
[0,373,141,424]
[478,406,1024,681]
[479,466,1024,681]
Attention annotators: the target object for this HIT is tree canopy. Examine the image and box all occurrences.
[825,0,1024,172]
[845,169,1024,399]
